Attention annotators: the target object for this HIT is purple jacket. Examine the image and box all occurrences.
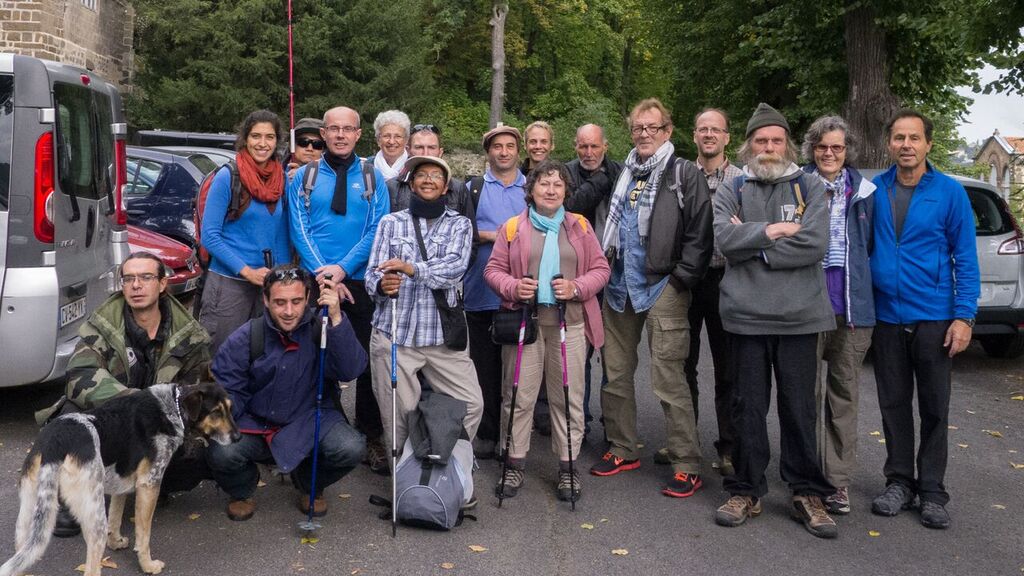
[212,309,367,472]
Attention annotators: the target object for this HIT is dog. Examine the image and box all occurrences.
[0,381,240,576]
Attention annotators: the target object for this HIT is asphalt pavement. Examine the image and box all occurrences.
[0,339,1021,576]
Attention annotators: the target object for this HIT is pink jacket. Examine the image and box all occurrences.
[484,209,611,347]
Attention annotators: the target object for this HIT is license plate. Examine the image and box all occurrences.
[59,297,87,327]
[184,276,199,292]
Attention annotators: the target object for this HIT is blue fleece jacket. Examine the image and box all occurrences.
[201,166,291,277]
[287,156,390,280]
[870,163,979,323]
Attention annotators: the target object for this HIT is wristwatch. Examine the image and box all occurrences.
[956,317,975,328]
[572,285,580,300]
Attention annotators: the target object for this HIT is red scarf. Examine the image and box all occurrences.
[235,148,284,215]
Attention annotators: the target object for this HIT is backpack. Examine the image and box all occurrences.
[731,173,807,223]
[502,212,589,242]
[194,161,241,268]
[466,176,485,211]
[391,436,475,530]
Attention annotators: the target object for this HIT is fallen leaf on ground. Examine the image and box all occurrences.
[440,563,456,570]
[967,410,976,414]
[351,569,362,575]
[188,513,200,521]
[468,545,488,553]
[338,493,351,499]
[983,429,1004,438]
[1011,395,1023,401]
[992,504,1006,510]
[301,536,319,545]
[878,439,886,444]
[1011,462,1024,470]
[1010,450,1018,454]
[580,523,595,530]
[611,549,629,556]
[948,425,959,430]
[868,530,881,537]
[869,431,881,436]
[600,518,609,523]
[957,444,969,448]
[257,479,267,487]
[76,557,118,571]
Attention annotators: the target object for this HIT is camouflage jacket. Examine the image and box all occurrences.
[36,292,211,424]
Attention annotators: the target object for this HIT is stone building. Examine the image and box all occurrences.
[974,129,1024,203]
[0,0,134,91]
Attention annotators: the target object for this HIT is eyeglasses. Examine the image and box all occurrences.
[814,144,846,154]
[121,273,159,286]
[630,124,667,136]
[413,172,445,182]
[296,138,325,150]
[324,125,359,135]
[411,124,441,136]
[695,127,726,135]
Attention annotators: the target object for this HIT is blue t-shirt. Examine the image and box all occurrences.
[464,169,527,312]
[605,179,669,313]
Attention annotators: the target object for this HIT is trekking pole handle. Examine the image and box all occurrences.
[320,274,332,348]
[263,249,273,269]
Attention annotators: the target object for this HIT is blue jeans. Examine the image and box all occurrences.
[207,421,365,500]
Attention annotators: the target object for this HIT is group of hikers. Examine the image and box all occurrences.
[39,96,979,540]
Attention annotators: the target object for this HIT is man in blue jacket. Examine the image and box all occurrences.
[288,106,391,474]
[869,109,979,530]
[207,267,368,521]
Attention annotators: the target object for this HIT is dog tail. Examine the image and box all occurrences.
[0,463,60,576]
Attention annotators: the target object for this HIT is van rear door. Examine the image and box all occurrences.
[0,72,12,307]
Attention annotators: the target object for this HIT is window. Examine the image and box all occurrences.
[124,158,163,196]
[0,74,12,211]
[53,82,115,201]
[967,187,1012,236]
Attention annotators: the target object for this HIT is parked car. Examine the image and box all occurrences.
[127,225,201,300]
[0,53,130,388]
[861,169,1024,358]
[124,146,211,248]
[133,129,235,150]
[152,146,236,171]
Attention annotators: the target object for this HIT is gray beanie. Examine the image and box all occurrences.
[745,103,789,137]
[294,117,324,136]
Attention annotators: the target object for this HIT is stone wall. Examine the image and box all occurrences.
[0,0,134,91]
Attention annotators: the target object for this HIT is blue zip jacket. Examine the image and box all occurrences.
[801,164,876,327]
[288,155,390,280]
[870,163,979,323]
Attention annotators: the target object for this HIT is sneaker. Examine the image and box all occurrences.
[53,503,81,538]
[919,501,950,529]
[557,470,582,502]
[871,483,915,517]
[791,495,838,539]
[715,495,762,527]
[653,447,670,465]
[494,466,525,498]
[297,493,327,517]
[825,486,851,515]
[662,472,703,498]
[472,437,497,460]
[365,438,390,476]
[590,452,640,476]
[226,498,256,521]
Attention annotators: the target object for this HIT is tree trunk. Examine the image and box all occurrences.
[843,2,901,168]
[489,1,509,129]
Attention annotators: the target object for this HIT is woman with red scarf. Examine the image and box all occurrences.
[200,109,291,353]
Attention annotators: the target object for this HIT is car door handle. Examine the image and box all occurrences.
[126,209,146,216]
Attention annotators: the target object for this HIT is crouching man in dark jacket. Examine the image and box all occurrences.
[207,266,368,521]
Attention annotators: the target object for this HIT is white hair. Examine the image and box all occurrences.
[373,110,411,138]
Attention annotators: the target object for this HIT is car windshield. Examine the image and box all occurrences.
[967,186,1013,237]
[187,155,218,175]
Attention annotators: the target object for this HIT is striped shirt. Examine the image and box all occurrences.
[698,157,743,268]
[366,208,473,347]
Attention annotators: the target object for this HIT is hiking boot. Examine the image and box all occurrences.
[365,438,390,476]
[298,493,327,517]
[919,501,950,529]
[825,486,851,515]
[226,498,256,521]
[590,452,640,476]
[557,470,582,502]
[791,495,838,539]
[715,495,761,527]
[662,472,703,498]
[653,447,670,465]
[871,483,915,517]
[494,466,525,498]
[472,437,496,460]
[53,503,81,538]
[717,455,735,477]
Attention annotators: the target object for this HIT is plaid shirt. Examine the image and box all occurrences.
[366,208,473,347]
[698,157,743,268]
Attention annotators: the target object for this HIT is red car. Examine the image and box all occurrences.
[127,225,201,300]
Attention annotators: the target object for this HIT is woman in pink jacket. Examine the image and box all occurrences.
[484,160,610,503]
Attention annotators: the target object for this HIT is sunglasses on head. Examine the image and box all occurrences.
[296,138,325,150]
[271,267,303,281]
[411,124,441,136]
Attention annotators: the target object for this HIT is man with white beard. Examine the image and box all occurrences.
[711,103,838,539]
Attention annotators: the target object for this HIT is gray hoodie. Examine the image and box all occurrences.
[713,163,836,336]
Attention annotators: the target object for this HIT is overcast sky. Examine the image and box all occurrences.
[956,65,1024,144]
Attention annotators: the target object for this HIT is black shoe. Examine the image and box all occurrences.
[919,501,950,529]
[53,504,81,538]
[871,483,915,516]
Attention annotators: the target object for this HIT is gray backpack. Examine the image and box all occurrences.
[392,436,475,530]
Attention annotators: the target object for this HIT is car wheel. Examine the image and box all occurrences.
[979,334,1024,359]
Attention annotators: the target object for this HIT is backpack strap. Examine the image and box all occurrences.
[467,176,485,211]
[790,173,807,223]
[667,157,686,210]
[572,213,588,233]
[301,160,320,212]
[361,159,376,201]
[248,317,265,365]
[224,160,243,217]
[504,215,519,242]
[732,174,747,209]
[386,178,402,211]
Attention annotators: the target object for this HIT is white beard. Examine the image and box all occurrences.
[749,153,788,181]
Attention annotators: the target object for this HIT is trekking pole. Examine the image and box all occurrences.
[299,273,332,533]
[389,273,399,538]
[263,249,273,270]
[286,0,296,153]
[553,274,576,511]
[499,274,532,508]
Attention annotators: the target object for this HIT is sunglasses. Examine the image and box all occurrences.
[411,124,441,136]
[296,138,325,150]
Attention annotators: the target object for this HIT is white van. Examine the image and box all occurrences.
[0,53,130,387]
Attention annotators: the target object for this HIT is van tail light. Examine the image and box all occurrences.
[113,138,128,226]
[33,131,55,244]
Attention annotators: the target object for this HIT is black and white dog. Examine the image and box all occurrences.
[0,382,240,576]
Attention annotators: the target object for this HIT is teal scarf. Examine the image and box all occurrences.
[529,205,565,305]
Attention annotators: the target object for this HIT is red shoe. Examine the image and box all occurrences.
[661,472,703,498]
[589,451,641,476]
